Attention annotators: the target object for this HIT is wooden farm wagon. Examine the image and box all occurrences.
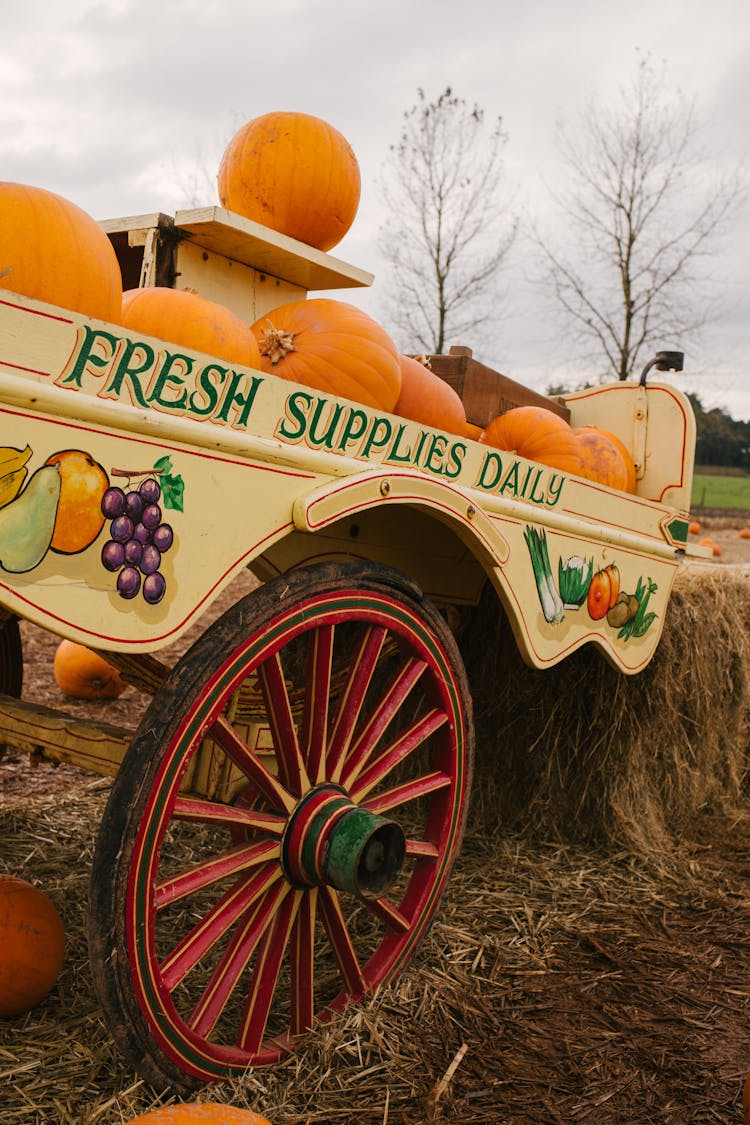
[0,206,699,1091]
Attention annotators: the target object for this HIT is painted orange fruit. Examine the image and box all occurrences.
[44,450,109,554]
[586,568,612,620]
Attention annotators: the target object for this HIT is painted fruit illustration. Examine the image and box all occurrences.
[0,464,61,573]
[0,445,32,509]
[587,564,620,621]
[44,450,109,554]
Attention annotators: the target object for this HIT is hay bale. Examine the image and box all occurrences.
[460,567,750,856]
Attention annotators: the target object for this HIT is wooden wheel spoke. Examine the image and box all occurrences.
[258,652,310,797]
[208,713,295,814]
[318,885,366,996]
[155,838,280,909]
[173,795,286,837]
[366,896,410,934]
[301,625,334,785]
[362,770,452,815]
[290,890,317,1037]
[340,655,428,789]
[239,890,302,1054]
[405,839,440,860]
[350,707,449,802]
[160,862,282,991]
[188,880,290,1039]
[327,625,388,781]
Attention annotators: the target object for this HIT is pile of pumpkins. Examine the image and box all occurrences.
[0,110,635,492]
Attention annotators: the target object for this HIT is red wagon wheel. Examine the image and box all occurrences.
[89,561,474,1091]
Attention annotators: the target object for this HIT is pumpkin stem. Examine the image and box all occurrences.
[257,320,297,366]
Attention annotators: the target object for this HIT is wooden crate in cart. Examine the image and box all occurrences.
[0,206,697,1091]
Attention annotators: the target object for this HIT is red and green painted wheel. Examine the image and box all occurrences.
[88,562,473,1091]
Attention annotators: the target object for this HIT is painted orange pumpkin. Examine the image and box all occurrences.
[393,355,467,434]
[251,298,401,412]
[218,111,361,251]
[0,181,122,322]
[574,426,636,492]
[480,406,584,476]
[120,288,261,370]
[0,876,65,1017]
[53,640,127,700]
[587,564,620,621]
[126,1105,273,1124]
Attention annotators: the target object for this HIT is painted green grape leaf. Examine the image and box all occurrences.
[153,455,184,512]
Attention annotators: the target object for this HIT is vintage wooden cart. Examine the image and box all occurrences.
[0,207,699,1091]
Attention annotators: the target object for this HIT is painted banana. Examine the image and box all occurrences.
[0,445,32,510]
[0,463,61,573]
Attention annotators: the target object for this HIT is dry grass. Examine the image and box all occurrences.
[1,565,749,1123]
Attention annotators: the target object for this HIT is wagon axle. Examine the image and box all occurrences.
[280,783,406,899]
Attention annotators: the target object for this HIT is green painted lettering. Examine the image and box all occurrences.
[444,441,466,480]
[308,398,344,449]
[102,338,156,407]
[361,417,393,460]
[277,391,313,440]
[387,423,415,464]
[188,363,228,416]
[424,433,448,474]
[216,370,263,427]
[476,451,504,490]
[519,464,534,497]
[499,460,521,496]
[337,408,369,450]
[529,467,546,503]
[547,473,565,506]
[149,351,191,411]
[60,324,121,388]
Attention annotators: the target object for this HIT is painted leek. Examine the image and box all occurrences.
[523,526,564,623]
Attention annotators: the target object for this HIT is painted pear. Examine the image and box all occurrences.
[0,464,61,573]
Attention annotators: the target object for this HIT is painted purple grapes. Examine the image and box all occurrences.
[117,566,141,599]
[101,473,173,605]
[139,478,161,504]
[151,523,173,552]
[101,487,126,519]
[101,540,125,571]
[143,572,166,605]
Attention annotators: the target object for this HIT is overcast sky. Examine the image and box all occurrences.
[2,0,750,420]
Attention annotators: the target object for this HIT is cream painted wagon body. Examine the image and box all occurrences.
[0,209,697,1091]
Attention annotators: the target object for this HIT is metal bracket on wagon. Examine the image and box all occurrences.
[293,467,510,567]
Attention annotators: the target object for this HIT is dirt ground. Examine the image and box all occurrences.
[1,518,749,1122]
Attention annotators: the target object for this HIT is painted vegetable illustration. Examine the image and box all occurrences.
[558,554,593,609]
[586,564,620,620]
[524,525,564,623]
[607,576,658,639]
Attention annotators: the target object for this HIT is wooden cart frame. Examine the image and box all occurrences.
[0,208,699,1091]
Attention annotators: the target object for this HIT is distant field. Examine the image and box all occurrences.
[691,471,750,510]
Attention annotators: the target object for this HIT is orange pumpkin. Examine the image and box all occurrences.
[53,640,127,700]
[688,520,701,535]
[0,181,122,322]
[127,1106,272,1124]
[743,1066,750,1125]
[120,288,261,370]
[393,355,467,434]
[251,298,401,412]
[480,406,584,476]
[463,421,484,442]
[0,876,65,1017]
[574,426,635,492]
[739,528,750,540]
[218,111,361,251]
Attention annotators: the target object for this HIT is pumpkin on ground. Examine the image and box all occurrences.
[688,520,701,535]
[0,181,122,322]
[574,425,637,492]
[218,111,361,252]
[120,288,261,370]
[53,640,127,700]
[739,528,750,540]
[480,406,584,476]
[0,876,65,1017]
[251,298,401,412]
[393,354,467,434]
[127,1105,272,1124]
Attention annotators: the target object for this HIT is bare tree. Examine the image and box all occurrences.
[535,54,746,381]
[377,87,517,355]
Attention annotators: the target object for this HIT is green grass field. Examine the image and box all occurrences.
[691,471,750,510]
